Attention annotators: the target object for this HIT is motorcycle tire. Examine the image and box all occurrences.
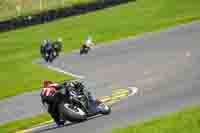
[59,102,87,122]
[48,53,55,63]
[80,47,90,55]
[80,48,85,55]
[44,54,49,62]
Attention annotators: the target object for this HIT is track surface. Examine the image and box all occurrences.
[33,21,200,133]
[0,22,200,131]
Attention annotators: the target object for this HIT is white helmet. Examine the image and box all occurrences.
[43,39,47,44]
[57,37,62,42]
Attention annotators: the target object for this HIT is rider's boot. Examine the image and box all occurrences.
[55,114,65,127]
[56,119,65,127]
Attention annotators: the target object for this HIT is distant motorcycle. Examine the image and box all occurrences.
[40,43,58,63]
[80,45,91,55]
[53,41,62,57]
[44,48,57,63]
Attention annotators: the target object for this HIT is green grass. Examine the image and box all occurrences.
[0,0,200,99]
[0,113,51,133]
[0,0,95,21]
[0,105,200,133]
[111,106,200,133]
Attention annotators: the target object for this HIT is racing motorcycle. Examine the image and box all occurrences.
[41,45,57,63]
[45,49,57,63]
[80,45,91,55]
[43,87,111,123]
[53,42,62,57]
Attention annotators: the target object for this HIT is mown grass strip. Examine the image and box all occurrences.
[0,0,200,99]
[1,105,200,133]
[0,113,51,133]
[111,105,200,133]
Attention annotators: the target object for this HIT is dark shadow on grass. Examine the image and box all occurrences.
[0,0,136,33]
[32,114,103,133]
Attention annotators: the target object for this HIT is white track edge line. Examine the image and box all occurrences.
[47,65,85,79]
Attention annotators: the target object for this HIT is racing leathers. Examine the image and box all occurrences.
[40,40,56,62]
[40,81,64,126]
[82,36,94,50]
[41,80,101,124]
[53,39,62,56]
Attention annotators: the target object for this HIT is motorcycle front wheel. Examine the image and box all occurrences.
[59,102,87,122]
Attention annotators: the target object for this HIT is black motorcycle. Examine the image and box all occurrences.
[43,87,111,123]
[53,42,62,57]
[44,48,57,63]
[40,44,57,63]
[80,45,91,55]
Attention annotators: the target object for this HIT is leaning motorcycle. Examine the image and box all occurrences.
[59,88,111,122]
[43,87,111,123]
[40,44,57,63]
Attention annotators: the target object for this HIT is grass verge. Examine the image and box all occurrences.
[111,105,200,133]
[0,0,200,99]
[0,113,51,133]
[0,105,200,133]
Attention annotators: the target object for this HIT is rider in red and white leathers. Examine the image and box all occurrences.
[40,80,65,126]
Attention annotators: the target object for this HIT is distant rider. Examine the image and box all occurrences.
[40,40,47,58]
[40,39,56,62]
[45,39,54,55]
[53,38,63,56]
[82,36,94,50]
[41,39,52,52]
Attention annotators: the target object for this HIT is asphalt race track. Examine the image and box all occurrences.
[31,21,200,133]
[0,21,200,132]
